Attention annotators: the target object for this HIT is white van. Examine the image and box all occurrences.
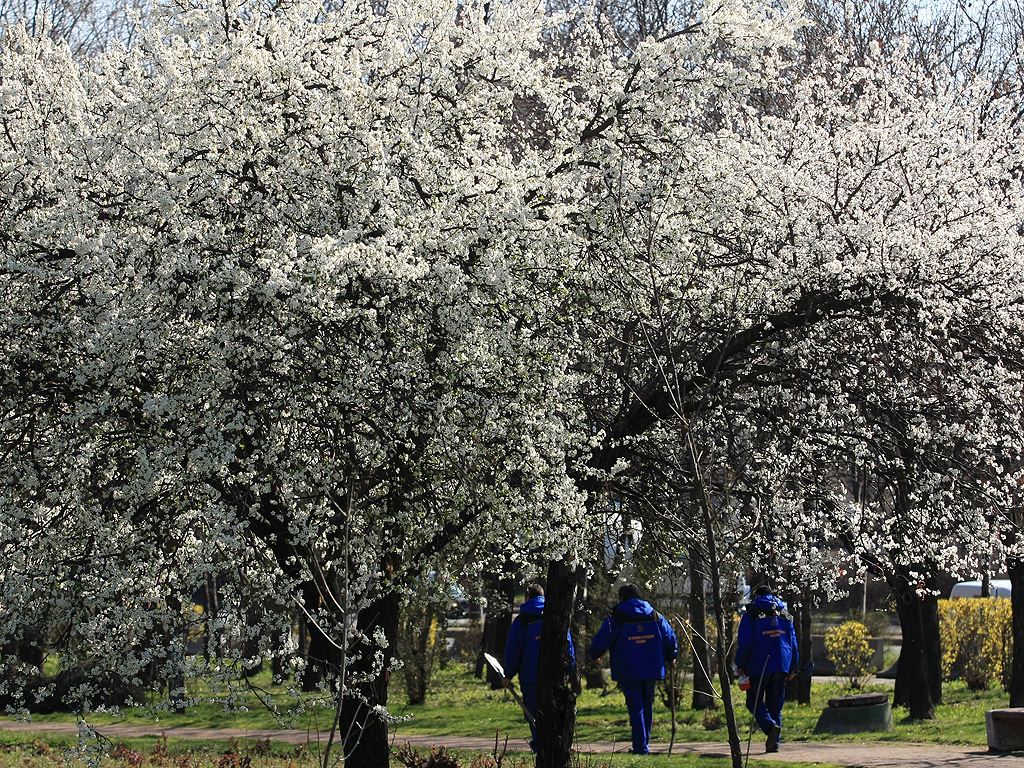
[949,579,1012,599]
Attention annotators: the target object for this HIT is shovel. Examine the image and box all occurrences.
[483,652,536,727]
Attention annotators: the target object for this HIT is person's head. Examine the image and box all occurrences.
[526,583,545,599]
[755,584,772,598]
[618,583,641,602]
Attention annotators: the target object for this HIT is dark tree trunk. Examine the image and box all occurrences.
[164,594,187,713]
[723,607,736,676]
[703,530,741,768]
[6,635,44,668]
[478,572,516,688]
[891,570,940,719]
[245,605,265,676]
[336,588,402,768]
[1010,553,1024,706]
[535,559,578,768]
[796,586,813,705]
[887,464,940,717]
[204,576,219,662]
[300,581,337,693]
[785,586,812,705]
[578,568,611,690]
[923,591,941,705]
[298,612,309,665]
[474,641,487,678]
[688,555,716,709]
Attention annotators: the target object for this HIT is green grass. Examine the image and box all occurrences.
[778,680,999,746]
[388,665,998,748]
[1,663,1009,766]
[23,677,333,732]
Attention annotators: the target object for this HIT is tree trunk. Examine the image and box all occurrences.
[300,581,337,693]
[478,572,516,689]
[1010,554,1024,706]
[245,604,265,676]
[688,554,716,709]
[890,571,940,719]
[578,568,611,690]
[336,589,402,768]
[784,586,812,705]
[204,576,219,662]
[534,559,578,768]
[795,586,813,705]
[683,428,742,768]
[705,538,741,768]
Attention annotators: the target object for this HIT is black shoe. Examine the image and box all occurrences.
[766,725,781,753]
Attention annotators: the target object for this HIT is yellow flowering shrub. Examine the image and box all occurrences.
[825,620,874,688]
[939,597,1012,690]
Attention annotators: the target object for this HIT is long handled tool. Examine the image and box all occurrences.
[483,652,536,727]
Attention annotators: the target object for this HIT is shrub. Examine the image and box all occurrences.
[393,744,463,768]
[854,610,892,638]
[393,737,529,768]
[702,709,723,730]
[824,621,874,688]
[110,743,144,768]
[399,603,445,705]
[939,597,1012,690]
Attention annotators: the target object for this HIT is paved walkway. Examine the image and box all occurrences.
[2,720,1023,767]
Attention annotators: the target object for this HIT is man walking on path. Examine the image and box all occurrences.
[502,583,575,752]
[735,583,799,753]
[589,583,678,755]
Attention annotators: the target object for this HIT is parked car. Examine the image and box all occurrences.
[949,579,1011,599]
[446,583,486,620]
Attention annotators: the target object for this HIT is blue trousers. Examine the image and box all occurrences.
[520,683,537,751]
[619,679,656,754]
[745,672,787,746]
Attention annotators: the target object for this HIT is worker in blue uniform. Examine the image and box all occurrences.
[502,583,576,751]
[589,584,678,755]
[735,584,799,753]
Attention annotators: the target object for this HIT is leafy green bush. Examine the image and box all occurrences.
[398,604,446,705]
[853,610,892,638]
[825,621,874,688]
[939,597,1012,690]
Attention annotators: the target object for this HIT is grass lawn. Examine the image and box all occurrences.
[1,662,1007,767]
[389,664,998,748]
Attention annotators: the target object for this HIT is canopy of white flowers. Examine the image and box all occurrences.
[1,0,1022,720]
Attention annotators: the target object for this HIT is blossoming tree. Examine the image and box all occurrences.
[3,0,1024,766]
[533,16,1024,755]
[0,1,592,764]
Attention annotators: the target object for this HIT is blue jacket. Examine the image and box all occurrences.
[503,596,576,686]
[588,599,678,682]
[735,593,799,677]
